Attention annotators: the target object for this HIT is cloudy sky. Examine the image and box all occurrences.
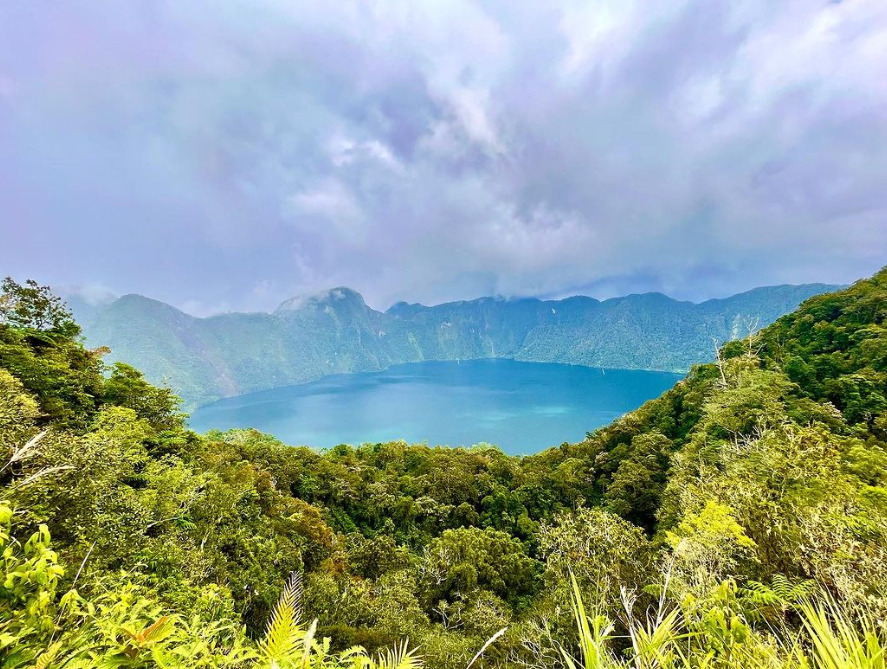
[1,1,885,314]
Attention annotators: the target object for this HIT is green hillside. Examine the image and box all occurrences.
[1,270,885,668]
[75,283,840,408]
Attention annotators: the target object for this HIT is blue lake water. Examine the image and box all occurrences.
[189,359,682,455]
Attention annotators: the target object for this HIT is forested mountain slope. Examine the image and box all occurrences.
[74,283,838,407]
[0,270,885,668]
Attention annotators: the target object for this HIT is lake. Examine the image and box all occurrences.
[188,359,682,455]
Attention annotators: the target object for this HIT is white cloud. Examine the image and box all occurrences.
[0,0,884,313]
[287,179,367,243]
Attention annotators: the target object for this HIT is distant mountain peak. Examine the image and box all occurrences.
[275,286,367,314]
[106,294,195,324]
[116,293,180,309]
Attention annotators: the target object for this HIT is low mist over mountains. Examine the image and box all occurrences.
[70,284,840,408]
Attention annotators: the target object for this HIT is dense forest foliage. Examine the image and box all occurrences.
[1,269,885,668]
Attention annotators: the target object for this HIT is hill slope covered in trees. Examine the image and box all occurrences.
[71,283,839,407]
[1,269,885,668]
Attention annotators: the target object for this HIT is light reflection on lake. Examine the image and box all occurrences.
[189,359,682,455]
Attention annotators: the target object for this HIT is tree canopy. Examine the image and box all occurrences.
[1,268,886,668]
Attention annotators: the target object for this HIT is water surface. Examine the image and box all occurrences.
[189,359,681,455]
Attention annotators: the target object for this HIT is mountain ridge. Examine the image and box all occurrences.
[72,282,842,408]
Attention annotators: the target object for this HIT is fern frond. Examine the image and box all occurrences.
[34,641,62,669]
[259,572,307,664]
[277,571,304,623]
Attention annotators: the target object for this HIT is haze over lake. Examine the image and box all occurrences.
[189,360,681,454]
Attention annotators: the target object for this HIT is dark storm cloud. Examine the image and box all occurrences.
[1,0,885,314]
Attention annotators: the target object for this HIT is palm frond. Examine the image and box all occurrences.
[799,597,885,669]
[11,465,74,488]
[559,571,615,669]
[1,431,46,472]
[467,627,507,669]
[377,640,423,669]
[300,618,317,669]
